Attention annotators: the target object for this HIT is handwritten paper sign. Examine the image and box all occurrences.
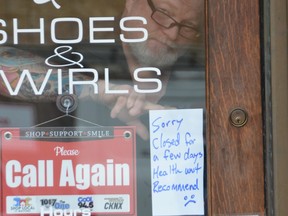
[149,109,204,216]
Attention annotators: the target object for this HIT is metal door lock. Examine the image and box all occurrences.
[229,108,248,127]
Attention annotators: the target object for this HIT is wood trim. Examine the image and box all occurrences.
[207,0,265,214]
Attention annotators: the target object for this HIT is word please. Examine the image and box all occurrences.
[0,16,148,44]
[54,146,79,156]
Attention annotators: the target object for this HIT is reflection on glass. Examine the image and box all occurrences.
[0,0,205,215]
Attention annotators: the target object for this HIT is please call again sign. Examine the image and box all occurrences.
[0,127,136,216]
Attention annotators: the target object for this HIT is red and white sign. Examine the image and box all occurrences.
[1,127,137,216]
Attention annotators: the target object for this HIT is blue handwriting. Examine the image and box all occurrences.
[184,147,203,164]
[152,117,184,133]
[153,166,168,179]
[163,149,181,160]
[153,178,199,193]
[185,132,196,146]
[152,132,180,150]
[170,163,182,175]
[184,195,196,206]
[184,163,202,175]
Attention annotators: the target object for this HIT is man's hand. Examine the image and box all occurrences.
[99,84,167,140]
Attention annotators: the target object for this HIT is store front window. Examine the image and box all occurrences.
[0,0,205,215]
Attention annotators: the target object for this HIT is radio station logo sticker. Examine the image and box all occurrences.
[77,197,94,209]
[8,197,36,213]
[40,198,70,210]
[104,197,124,210]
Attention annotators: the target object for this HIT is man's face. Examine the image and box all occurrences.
[123,0,203,67]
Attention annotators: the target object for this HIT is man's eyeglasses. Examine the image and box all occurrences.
[147,0,200,40]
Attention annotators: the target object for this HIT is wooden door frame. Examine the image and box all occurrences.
[207,0,265,215]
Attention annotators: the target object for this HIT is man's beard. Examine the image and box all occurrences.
[128,40,185,68]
